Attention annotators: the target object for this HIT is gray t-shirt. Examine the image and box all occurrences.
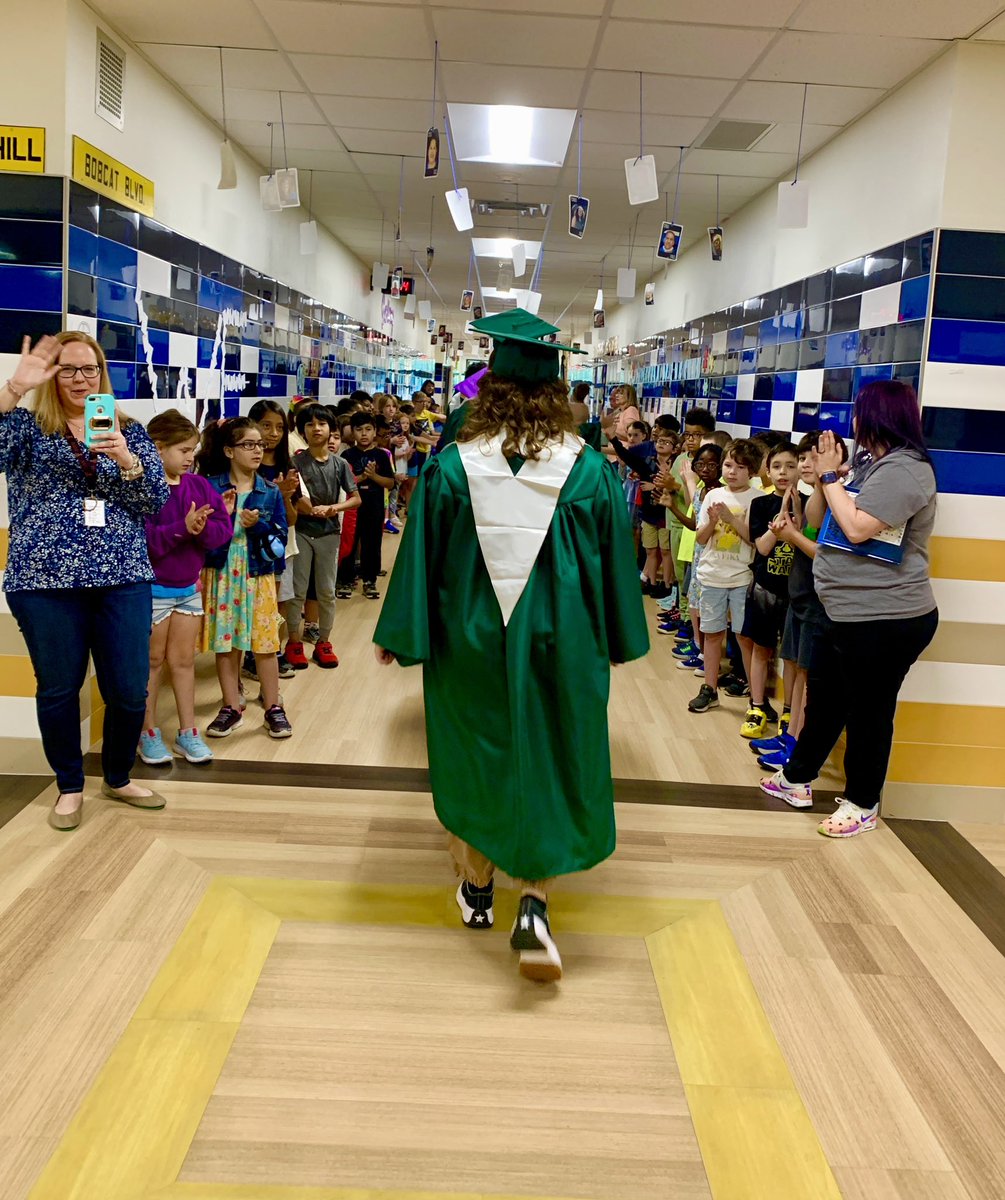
[813,449,937,622]
[294,449,357,538]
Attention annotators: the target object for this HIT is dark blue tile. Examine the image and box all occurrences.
[817,402,853,437]
[899,274,929,322]
[778,308,803,343]
[197,337,218,368]
[757,342,776,372]
[721,377,738,400]
[829,295,861,333]
[69,183,99,234]
[937,230,1005,278]
[136,365,168,400]
[903,232,934,280]
[67,270,96,317]
[933,274,1005,322]
[96,236,138,286]
[865,243,904,290]
[222,395,241,419]
[858,326,896,366]
[754,376,773,401]
[171,265,199,306]
[96,319,137,361]
[733,401,753,424]
[68,225,98,275]
[822,368,854,403]
[144,327,169,365]
[854,364,894,390]
[99,202,139,248]
[199,274,224,311]
[726,326,743,353]
[922,405,1005,453]
[0,265,62,312]
[793,403,821,432]
[0,175,63,221]
[799,337,826,370]
[759,316,779,346]
[775,340,799,372]
[894,321,924,363]
[825,330,860,368]
[0,309,61,353]
[0,219,63,266]
[739,347,757,374]
[106,361,136,398]
[751,400,772,427]
[138,291,172,331]
[928,317,1005,366]
[832,257,865,299]
[258,372,286,396]
[774,371,797,401]
[893,362,921,393]
[928,449,1005,496]
[97,278,137,323]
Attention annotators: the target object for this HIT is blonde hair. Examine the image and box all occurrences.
[31,331,119,436]
[457,372,576,462]
[614,383,639,408]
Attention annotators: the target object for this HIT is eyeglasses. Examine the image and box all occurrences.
[56,365,101,381]
[233,440,265,451]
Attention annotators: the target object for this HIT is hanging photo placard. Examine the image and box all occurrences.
[644,282,655,306]
[657,222,683,261]
[424,127,440,178]
[708,226,723,261]
[473,305,483,319]
[593,309,606,329]
[390,266,403,297]
[625,154,659,205]
[569,195,589,239]
[460,289,474,312]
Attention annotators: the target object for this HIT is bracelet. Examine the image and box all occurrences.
[4,379,27,400]
[119,454,145,481]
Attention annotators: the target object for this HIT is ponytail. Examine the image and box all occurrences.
[195,417,258,476]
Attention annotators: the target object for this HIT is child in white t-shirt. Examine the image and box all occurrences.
[689,439,763,714]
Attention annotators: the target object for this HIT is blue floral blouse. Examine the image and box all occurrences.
[0,407,169,592]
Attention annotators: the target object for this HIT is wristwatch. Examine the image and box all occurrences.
[119,454,145,481]
[819,471,839,485]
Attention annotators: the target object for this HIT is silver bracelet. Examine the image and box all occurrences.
[119,454,145,481]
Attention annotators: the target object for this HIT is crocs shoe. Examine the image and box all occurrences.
[759,770,812,809]
[741,707,769,739]
[818,799,878,838]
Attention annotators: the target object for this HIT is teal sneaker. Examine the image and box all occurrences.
[173,728,214,764]
[138,727,172,766]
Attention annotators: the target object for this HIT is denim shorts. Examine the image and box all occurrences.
[699,584,747,634]
[151,585,203,625]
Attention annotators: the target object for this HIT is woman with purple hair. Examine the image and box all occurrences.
[760,380,939,836]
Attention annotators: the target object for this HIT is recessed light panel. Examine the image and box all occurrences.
[447,103,577,167]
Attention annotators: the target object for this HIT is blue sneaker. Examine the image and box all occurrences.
[673,625,693,641]
[675,654,703,671]
[174,728,214,764]
[758,746,793,770]
[656,622,678,636]
[751,732,795,757]
[672,640,698,659]
[138,727,172,766]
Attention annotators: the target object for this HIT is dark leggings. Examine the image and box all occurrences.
[783,609,938,809]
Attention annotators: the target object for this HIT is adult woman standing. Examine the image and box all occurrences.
[600,383,641,443]
[0,332,169,829]
[761,381,939,837]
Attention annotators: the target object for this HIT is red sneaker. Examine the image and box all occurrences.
[312,640,339,669]
[284,640,309,670]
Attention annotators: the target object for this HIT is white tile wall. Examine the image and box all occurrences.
[736,374,755,402]
[137,252,172,297]
[858,280,901,329]
[795,368,825,403]
[168,332,198,370]
[240,345,260,375]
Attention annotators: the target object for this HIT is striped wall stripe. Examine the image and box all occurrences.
[929,537,1005,582]
[895,701,1005,746]
[930,578,1005,624]
[900,660,1005,707]
[888,743,1005,789]
[933,493,1005,540]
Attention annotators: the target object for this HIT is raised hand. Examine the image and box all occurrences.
[185,502,213,535]
[239,507,260,529]
[221,488,238,515]
[10,334,61,394]
[277,471,299,499]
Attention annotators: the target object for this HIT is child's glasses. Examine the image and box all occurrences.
[233,439,265,450]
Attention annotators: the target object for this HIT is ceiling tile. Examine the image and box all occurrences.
[185,86,322,124]
[90,0,274,48]
[440,62,585,107]
[441,0,605,11]
[315,96,432,133]
[431,11,599,68]
[258,1,430,57]
[338,129,427,158]
[597,21,774,77]
[582,110,710,147]
[752,31,947,88]
[683,147,796,178]
[139,44,302,92]
[611,0,801,25]
[791,0,1003,39]
[583,71,735,116]
[721,80,886,125]
[291,54,432,100]
[224,119,341,152]
[974,11,1005,38]
[748,122,843,155]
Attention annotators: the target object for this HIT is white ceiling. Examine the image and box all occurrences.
[88,0,1005,333]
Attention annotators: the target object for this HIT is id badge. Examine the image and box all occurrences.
[83,497,106,528]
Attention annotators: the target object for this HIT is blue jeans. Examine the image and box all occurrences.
[7,582,152,793]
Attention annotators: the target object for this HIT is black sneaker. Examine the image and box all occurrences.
[241,651,258,681]
[335,584,353,600]
[722,676,750,698]
[263,704,293,738]
[762,700,779,724]
[688,684,720,714]
[456,880,494,929]
[206,705,244,737]
[510,895,562,981]
[362,580,380,600]
[277,652,295,679]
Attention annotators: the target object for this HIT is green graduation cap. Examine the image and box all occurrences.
[469,307,585,383]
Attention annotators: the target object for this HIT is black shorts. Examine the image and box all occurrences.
[781,606,825,670]
[740,580,787,649]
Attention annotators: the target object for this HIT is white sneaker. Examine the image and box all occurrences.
[818,799,879,838]
[759,769,813,809]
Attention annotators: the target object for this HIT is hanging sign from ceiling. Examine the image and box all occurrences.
[0,126,45,173]
[72,136,155,215]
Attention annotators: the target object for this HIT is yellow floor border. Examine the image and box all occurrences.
[27,877,840,1200]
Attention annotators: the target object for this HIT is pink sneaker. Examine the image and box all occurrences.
[759,770,813,809]
[818,799,878,838]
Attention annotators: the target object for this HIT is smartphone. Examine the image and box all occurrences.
[83,394,115,449]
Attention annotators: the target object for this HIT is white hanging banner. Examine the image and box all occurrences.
[299,220,318,254]
[445,187,474,231]
[625,154,659,205]
[616,267,636,300]
[512,242,527,278]
[777,180,810,229]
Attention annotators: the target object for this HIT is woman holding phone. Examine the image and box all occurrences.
[0,331,169,829]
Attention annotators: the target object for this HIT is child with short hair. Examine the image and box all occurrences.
[196,418,293,739]
[141,410,232,766]
[341,410,395,599]
[611,427,676,595]
[689,438,762,714]
[740,442,799,740]
[667,408,717,625]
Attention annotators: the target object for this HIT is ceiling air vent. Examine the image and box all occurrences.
[474,199,549,219]
[95,32,126,131]
[697,120,773,152]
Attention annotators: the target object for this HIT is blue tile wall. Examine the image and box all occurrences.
[928,318,1005,367]
[0,264,62,312]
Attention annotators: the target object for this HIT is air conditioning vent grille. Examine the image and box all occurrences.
[697,120,773,152]
[96,33,126,130]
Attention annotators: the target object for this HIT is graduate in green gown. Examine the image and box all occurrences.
[374,309,649,981]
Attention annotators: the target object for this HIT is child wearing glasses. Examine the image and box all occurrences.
[196,418,292,740]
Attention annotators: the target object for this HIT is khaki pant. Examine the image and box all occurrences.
[670,523,688,620]
[447,833,551,896]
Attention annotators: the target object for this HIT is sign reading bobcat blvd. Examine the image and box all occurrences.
[72,136,154,216]
[0,126,45,173]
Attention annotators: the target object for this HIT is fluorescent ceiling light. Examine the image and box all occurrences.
[448,103,577,167]
[472,238,541,260]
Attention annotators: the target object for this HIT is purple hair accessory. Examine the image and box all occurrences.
[454,367,488,399]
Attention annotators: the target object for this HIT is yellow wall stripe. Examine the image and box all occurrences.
[0,527,8,570]
[888,743,1005,789]
[895,701,1005,748]
[930,536,1005,583]
[0,654,37,697]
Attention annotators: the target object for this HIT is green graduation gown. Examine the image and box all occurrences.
[374,438,649,881]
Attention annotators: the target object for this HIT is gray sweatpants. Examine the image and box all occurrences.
[285,530,339,642]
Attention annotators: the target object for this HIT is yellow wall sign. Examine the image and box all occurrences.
[0,126,45,173]
[71,136,154,216]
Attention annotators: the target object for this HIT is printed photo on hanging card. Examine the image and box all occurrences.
[460,289,474,312]
[645,281,655,306]
[569,195,589,239]
[391,267,403,297]
[427,318,436,332]
[657,222,683,261]
[438,324,446,336]
[425,127,440,178]
[479,336,489,349]
[708,227,724,261]
[443,331,453,344]
[458,340,465,351]
[593,309,606,329]
[431,335,438,346]
[473,305,483,320]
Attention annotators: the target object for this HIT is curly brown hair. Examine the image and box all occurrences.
[456,372,576,461]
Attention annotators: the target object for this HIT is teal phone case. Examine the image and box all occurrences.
[83,394,115,449]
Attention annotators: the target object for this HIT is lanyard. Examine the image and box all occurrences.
[65,434,98,491]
